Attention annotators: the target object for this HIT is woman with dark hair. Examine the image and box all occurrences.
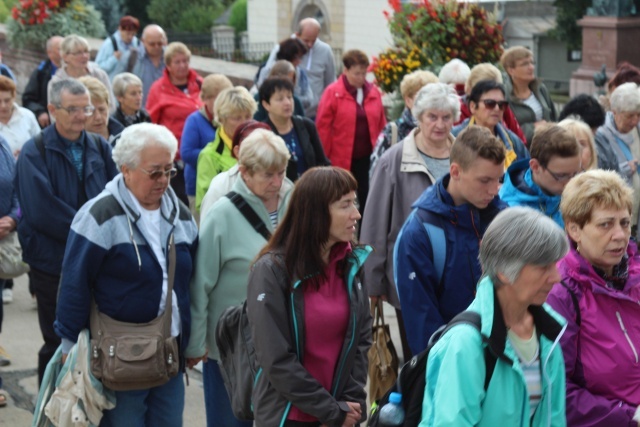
[452,79,529,169]
[274,38,314,113]
[247,166,371,427]
[316,50,386,212]
[260,77,330,181]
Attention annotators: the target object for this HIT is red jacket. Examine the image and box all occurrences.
[316,76,386,170]
[146,68,203,158]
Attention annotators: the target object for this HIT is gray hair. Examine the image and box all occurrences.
[438,58,471,85]
[238,128,290,173]
[49,79,88,106]
[112,73,143,98]
[479,207,568,285]
[610,82,640,113]
[112,123,177,169]
[60,34,89,56]
[412,82,460,122]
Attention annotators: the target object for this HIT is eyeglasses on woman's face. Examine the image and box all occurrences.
[138,167,177,180]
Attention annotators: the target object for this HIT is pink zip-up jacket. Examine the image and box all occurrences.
[547,242,640,427]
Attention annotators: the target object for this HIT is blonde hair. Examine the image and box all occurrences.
[400,70,439,100]
[558,117,597,170]
[238,128,290,173]
[78,76,110,106]
[112,72,142,98]
[164,42,191,66]
[201,74,233,100]
[560,169,633,229]
[60,34,89,56]
[465,63,503,95]
[214,86,257,124]
[500,46,532,71]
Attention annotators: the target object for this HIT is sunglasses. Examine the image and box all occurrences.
[139,167,177,180]
[481,99,509,110]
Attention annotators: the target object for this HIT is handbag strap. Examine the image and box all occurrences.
[225,191,272,241]
[370,299,387,329]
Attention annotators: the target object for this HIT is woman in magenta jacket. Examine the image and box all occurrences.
[546,169,640,427]
[316,50,386,212]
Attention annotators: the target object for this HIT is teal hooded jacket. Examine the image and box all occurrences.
[420,276,567,427]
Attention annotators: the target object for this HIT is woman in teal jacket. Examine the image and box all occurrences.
[420,207,568,427]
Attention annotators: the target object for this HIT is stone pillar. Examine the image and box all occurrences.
[570,16,640,96]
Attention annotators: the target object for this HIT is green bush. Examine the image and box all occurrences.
[177,4,223,33]
[228,0,247,34]
[148,0,223,32]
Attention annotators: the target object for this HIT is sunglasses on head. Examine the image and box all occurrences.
[481,99,509,110]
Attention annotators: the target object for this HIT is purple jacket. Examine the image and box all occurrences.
[547,243,640,427]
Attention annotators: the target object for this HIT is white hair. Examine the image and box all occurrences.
[610,82,640,113]
[412,82,460,122]
[112,123,177,168]
[439,58,471,85]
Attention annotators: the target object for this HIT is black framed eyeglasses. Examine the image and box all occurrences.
[544,167,581,182]
[481,100,509,111]
[56,105,95,116]
[139,167,177,180]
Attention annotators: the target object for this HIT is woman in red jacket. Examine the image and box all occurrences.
[316,50,386,212]
[146,42,203,204]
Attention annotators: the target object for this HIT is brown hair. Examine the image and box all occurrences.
[0,76,16,96]
[500,46,532,71]
[530,124,580,167]
[450,125,506,170]
[258,166,358,289]
[342,49,369,69]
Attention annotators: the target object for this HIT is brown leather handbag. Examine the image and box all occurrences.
[367,299,399,402]
[89,235,180,391]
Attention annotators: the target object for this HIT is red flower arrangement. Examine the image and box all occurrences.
[11,0,62,25]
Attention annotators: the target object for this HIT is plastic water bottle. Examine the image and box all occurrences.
[378,392,405,426]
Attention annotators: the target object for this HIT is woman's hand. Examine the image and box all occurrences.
[342,401,362,426]
[186,352,208,369]
[0,216,16,239]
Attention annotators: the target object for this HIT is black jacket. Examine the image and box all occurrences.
[264,115,330,181]
[111,107,152,128]
[22,59,55,120]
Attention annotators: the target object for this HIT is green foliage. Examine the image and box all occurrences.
[122,0,150,29]
[86,0,123,33]
[147,0,223,32]
[551,0,590,50]
[0,1,9,22]
[228,0,247,34]
[7,0,106,50]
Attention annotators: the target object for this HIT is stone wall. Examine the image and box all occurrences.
[0,24,258,102]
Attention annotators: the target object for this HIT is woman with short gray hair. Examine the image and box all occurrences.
[186,128,292,427]
[419,206,568,425]
[595,82,640,230]
[361,81,458,360]
[111,72,151,128]
[54,122,198,426]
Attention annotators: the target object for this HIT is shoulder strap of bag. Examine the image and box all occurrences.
[35,131,45,160]
[164,233,176,337]
[110,35,119,52]
[225,191,272,241]
[390,122,398,147]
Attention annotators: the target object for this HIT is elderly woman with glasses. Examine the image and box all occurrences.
[419,207,568,426]
[546,170,640,427]
[452,79,529,170]
[186,129,293,427]
[54,123,198,426]
[49,34,116,111]
[501,46,557,144]
[78,76,124,146]
[595,82,640,236]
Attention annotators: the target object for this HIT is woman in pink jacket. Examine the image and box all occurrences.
[547,169,640,427]
[316,49,386,212]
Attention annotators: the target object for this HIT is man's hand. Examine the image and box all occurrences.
[37,112,50,128]
[113,51,122,60]
[186,352,208,369]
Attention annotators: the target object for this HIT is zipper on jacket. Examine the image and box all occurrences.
[616,311,639,363]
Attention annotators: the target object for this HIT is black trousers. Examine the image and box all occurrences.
[350,156,370,215]
[30,268,61,386]
[170,162,189,206]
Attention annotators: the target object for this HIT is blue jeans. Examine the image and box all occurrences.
[203,359,252,427]
[100,374,184,427]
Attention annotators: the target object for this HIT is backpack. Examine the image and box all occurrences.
[368,311,497,427]
[214,191,273,420]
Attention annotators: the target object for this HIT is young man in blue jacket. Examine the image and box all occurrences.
[499,124,582,229]
[14,78,118,384]
[394,125,506,355]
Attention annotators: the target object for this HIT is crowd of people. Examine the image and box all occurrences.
[0,11,640,427]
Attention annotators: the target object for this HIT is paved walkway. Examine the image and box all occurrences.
[0,274,404,426]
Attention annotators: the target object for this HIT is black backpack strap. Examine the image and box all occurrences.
[559,279,581,327]
[35,131,45,160]
[110,35,118,52]
[86,132,105,158]
[225,191,272,241]
[437,311,498,391]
